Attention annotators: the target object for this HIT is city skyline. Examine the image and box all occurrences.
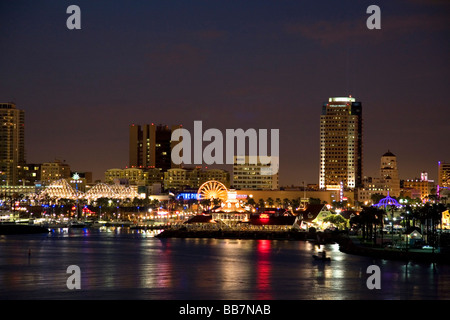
[1,1,449,185]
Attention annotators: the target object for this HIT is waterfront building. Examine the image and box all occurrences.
[129,123,182,171]
[234,189,355,207]
[442,210,450,230]
[74,171,93,184]
[34,179,141,202]
[145,168,165,185]
[0,103,25,186]
[232,155,279,190]
[105,168,145,185]
[40,160,71,184]
[18,163,41,186]
[184,208,301,232]
[379,150,400,197]
[438,161,450,190]
[164,167,230,191]
[68,173,87,193]
[356,151,401,204]
[403,173,435,201]
[105,167,164,187]
[319,96,363,190]
[163,168,189,190]
[297,204,331,225]
[246,211,301,231]
[357,187,389,205]
[0,184,37,198]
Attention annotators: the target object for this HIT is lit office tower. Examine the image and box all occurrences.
[319,96,363,190]
[129,124,181,171]
[438,161,450,189]
[0,103,25,186]
[380,150,400,197]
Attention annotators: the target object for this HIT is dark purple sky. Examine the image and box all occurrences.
[1,0,449,185]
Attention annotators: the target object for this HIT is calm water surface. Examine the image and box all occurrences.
[0,228,449,300]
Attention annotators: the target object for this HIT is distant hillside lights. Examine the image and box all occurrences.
[171,121,279,176]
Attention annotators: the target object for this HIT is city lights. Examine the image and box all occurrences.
[0,0,448,305]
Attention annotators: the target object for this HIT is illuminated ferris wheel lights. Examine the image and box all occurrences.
[197,180,228,201]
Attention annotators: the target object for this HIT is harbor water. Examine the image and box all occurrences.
[1,227,449,300]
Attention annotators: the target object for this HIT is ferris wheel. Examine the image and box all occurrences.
[197,180,228,202]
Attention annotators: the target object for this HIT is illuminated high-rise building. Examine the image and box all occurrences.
[129,124,182,171]
[319,96,363,190]
[0,103,25,185]
[438,161,450,190]
[380,150,400,197]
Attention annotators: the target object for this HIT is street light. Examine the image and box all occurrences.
[70,173,83,220]
[390,204,396,245]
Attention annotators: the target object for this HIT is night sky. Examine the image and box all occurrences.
[1,0,449,185]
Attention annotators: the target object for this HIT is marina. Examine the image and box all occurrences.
[1,227,450,300]
[1,210,449,265]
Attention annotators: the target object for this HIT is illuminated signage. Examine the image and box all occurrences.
[259,213,270,219]
[176,193,199,200]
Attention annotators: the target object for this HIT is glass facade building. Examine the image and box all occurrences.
[319,97,362,190]
[0,103,25,186]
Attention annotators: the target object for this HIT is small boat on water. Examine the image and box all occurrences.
[0,222,49,235]
[68,220,90,228]
[91,220,108,228]
[313,251,331,261]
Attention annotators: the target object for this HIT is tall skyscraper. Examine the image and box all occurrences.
[438,161,450,189]
[129,123,181,171]
[0,103,25,185]
[380,150,400,197]
[319,96,363,190]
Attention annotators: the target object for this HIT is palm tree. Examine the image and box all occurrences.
[283,198,291,209]
[212,198,222,208]
[258,199,265,211]
[429,203,445,247]
[291,197,300,209]
[403,205,413,228]
[358,206,384,243]
[200,198,211,212]
[246,197,256,209]
[417,204,432,244]
[275,198,282,208]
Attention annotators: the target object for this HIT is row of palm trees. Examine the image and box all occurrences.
[246,197,304,210]
[350,203,448,247]
[25,196,168,220]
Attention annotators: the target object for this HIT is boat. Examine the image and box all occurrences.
[90,220,108,228]
[0,222,50,235]
[312,251,331,261]
[68,220,90,228]
[39,220,68,228]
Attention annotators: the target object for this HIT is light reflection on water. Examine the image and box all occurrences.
[0,228,449,300]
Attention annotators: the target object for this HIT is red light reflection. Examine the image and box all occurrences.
[256,240,272,299]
